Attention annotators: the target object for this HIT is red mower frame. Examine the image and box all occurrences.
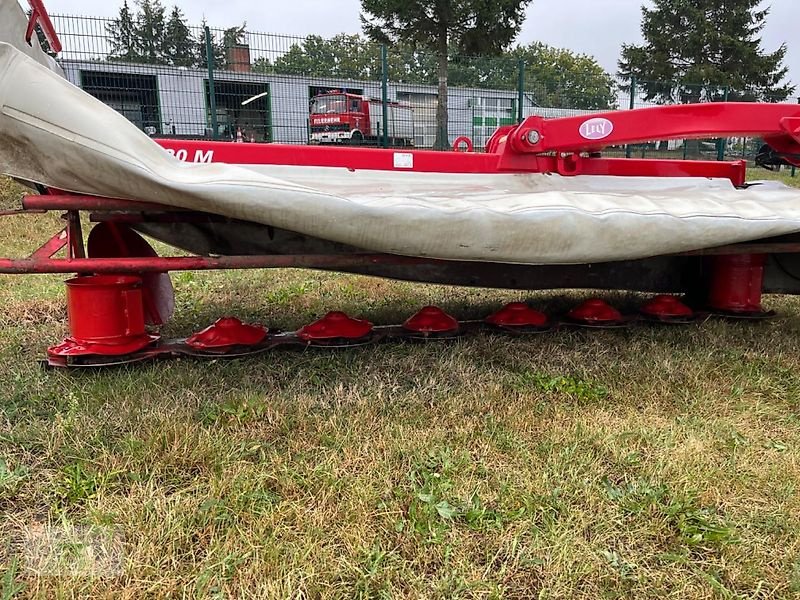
[3,100,800,277]
[5,0,800,366]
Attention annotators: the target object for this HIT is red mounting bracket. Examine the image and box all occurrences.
[25,0,62,54]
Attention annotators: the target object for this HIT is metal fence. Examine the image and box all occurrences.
[50,14,798,169]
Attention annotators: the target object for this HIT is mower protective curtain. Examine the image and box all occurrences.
[2,42,800,264]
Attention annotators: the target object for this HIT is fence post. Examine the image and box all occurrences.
[716,86,729,161]
[794,98,799,178]
[205,26,218,141]
[517,59,525,123]
[625,76,636,159]
[471,104,475,145]
[381,44,389,148]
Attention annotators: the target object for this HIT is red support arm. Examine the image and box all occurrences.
[505,103,800,161]
[25,0,62,54]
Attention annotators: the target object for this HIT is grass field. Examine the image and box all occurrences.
[1,171,800,598]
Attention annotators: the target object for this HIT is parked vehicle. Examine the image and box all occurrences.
[309,91,414,146]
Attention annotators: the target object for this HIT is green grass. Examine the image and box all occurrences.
[2,175,800,598]
[746,167,800,187]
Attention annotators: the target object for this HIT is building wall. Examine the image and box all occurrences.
[61,59,544,147]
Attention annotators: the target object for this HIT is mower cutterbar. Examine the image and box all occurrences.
[2,100,800,367]
[0,189,782,368]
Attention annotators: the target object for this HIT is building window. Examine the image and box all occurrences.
[80,71,161,135]
[205,80,272,142]
[470,96,517,148]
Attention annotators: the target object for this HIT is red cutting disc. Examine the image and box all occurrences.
[403,306,459,333]
[297,311,373,340]
[640,295,694,319]
[47,334,160,358]
[485,302,548,328]
[567,298,623,324]
[187,317,268,349]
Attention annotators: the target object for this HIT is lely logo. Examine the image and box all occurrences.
[579,117,614,140]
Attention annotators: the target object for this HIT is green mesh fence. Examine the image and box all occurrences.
[48,14,798,174]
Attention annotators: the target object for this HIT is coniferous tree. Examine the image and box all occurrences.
[106,0,141,62]
[222,24,247,52]
[196,19,226,69]
[361,0,533,149]
[135,0,167,64]
[221,23,248,69]
[619,0,794,103]
[163,6,194,67]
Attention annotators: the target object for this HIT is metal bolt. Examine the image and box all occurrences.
[526,130,541,145]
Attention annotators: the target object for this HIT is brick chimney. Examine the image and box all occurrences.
[227,44,251,72]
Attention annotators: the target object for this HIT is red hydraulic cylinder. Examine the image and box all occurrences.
[48,274,160,358]
[66,275,146,344]
[706,254,766,314]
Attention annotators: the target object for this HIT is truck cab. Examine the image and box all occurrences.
[309,92,368,144]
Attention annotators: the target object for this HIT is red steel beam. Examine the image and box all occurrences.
[0,208,46,216]
[156,138,501,173]
[22,195,179,212]
[0,253,438,274]
[155,139,749,185]
[65,211,85,259]
[2,244,800,275]
[494,154,747,185]
[29,227,68,259]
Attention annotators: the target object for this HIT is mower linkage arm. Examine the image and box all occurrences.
[504,102,800,166]
[25,0,62,53]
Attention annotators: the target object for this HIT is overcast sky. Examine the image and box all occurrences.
[40,0,799,90]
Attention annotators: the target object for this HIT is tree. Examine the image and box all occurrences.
[384,45,438,85]
[448,43,616,109]
[196,19,226,69]
[134,0,167,64]
[260,33,614,110]
[106,0,140,62]
[222,24,247,54]
[264,35,439,83]
[196,21,246,70]
[361,0,533,149]
[520,44,616,109]
[619,0,794,104]
[252,56,272,73]
[270,34,379,79]
[163,6,195,67]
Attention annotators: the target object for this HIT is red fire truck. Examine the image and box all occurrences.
[309,91,415,146]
